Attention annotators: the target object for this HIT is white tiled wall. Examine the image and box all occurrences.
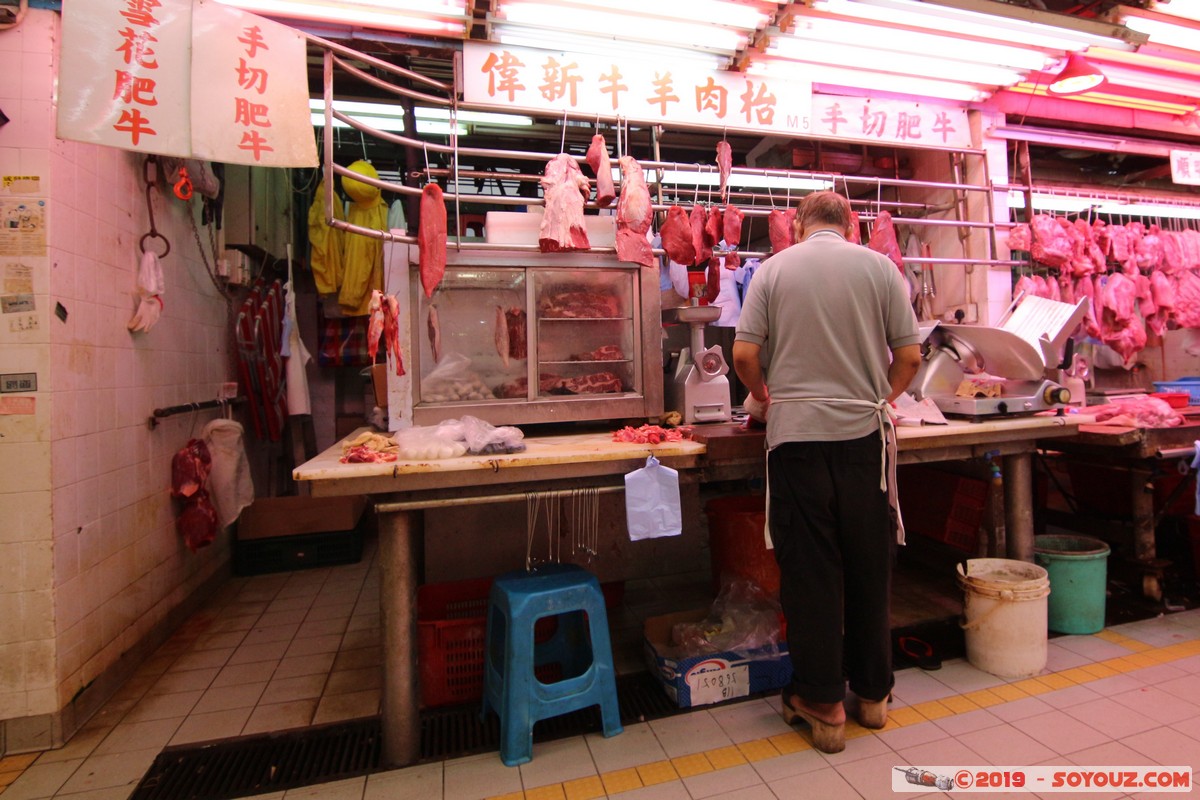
[0,10,236,726]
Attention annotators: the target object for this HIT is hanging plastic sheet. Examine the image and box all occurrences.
[202,418,254,528]
[624,455,682,540]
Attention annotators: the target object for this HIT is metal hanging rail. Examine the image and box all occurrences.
[375,484,625,513]
[148,396,246,430]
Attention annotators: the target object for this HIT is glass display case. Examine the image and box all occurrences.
[386,245,662,428]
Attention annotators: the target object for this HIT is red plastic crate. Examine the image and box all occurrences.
[897,465,988,553]
[417,575,624,708]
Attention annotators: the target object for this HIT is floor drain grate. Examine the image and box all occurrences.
[130,672,691,800]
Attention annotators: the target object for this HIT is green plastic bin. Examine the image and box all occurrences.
[1034,534,1111,635]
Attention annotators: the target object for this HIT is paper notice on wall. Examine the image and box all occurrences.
[0,396,35,415]
[0,199,47,257]
[2,176,41,195]
[9,314,38,333]
[4,263,33,294]
[0,294,34,313]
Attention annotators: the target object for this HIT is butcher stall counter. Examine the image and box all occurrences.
[293,413,1085,767]
[1037,411,1200,602]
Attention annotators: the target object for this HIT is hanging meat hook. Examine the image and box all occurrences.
[140,156,171,258]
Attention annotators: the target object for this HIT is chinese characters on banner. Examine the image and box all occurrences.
[1170,149,1200,186]
[57,0,192,157]
[57,0,316,167]
[810,96,971,149]
[463,43,813,135]
[190,0,315,167]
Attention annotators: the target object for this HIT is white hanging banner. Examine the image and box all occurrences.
[57,0,316,167]
[463,42,813,135]
[810,95,972,149]
[57,0,194,157]
[1170,149,1200,186]
[190,0,317,167]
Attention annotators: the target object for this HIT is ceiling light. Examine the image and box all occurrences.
[746,58,991,102]
[494,3,745,53]
[215,0,468,34]
[1047,53,1107,95]
[495,0,772,30]
[652,169,833,192]
[810,0,1138,52]
[765,38,1026,87]
[1006,191,1097,214]
[780,15,1055,72]
[492,26,729,70]
[1005,82,1197,115]
[1148,1,1200,23]
[1093,201,1200,220]
[1117,6,1200,53]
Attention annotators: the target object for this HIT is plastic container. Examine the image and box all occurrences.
[704,495,779,597]
[1151,392,1189,409]
[1034,534,1110,634]
[1153,379,1200,405]
[957,558,1050,679]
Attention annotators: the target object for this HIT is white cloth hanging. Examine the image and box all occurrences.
[202,419,255,528]
[282,245,313,415]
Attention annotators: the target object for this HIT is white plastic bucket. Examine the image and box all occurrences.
[957,558,1050,679]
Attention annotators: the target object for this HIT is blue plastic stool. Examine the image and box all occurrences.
[482,563,623,766]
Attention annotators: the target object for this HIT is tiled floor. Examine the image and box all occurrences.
[3,540,1200,799]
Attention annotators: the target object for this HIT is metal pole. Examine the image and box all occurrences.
[375,484,625,513]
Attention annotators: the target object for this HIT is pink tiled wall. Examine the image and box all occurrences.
[0,10,236,728]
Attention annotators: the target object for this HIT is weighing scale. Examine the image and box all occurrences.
[664,304,732,424]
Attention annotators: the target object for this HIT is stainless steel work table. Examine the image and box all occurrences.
[293,413,1084,767]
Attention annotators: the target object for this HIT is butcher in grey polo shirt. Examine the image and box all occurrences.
[732,190,921,754]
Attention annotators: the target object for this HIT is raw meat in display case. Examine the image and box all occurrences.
[391,245,663,428]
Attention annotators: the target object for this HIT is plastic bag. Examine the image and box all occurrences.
[202,419,255,528]
[433,414,525,455]
[624,455,681,540]
[392,426,467,460]
[671,577,783,659]
[420,352,496,403]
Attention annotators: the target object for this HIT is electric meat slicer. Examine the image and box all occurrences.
[664,303,732,424]
[911,295,1087,418]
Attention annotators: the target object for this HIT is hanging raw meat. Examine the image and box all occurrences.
[1099,272,1146,365]
[1123,222,1146,274]
[848,210,862,245]
[1149,270,1176,336]
[585,135,615,208]
[171,439,218,553]
[690,204,711,265]
[177,490,219,553]
[505,308,528,360]
[1074,277,1101,339]
[1173,271,1200,328]
[705,205,723,251]
[539,153,591,253]
[1057,272,1075,305]
[495,305,510,368]
[171,439,212,499]
[1161,231,1185,274]
[1109,224,1132,266]
[1136,273,1157,321]
[716,141,732,202]
[616,156,654,267]
[1029,215,1071,268]
[660,205,696,266]
[382,292,403,376]
[867,211,904,274]
[768,208,796,254]
[1007,223,1032,252]
[1092,219,1111,259]
[704,255,721,304]
[427,305,442,363]
[722,205,744,270]
[419,183,447,298]
[367,291,385,363]
[1136,225,1164,272]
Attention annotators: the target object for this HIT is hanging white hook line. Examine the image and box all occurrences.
[560,107,568,154]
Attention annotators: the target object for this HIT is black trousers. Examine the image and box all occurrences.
[767,434,895,704]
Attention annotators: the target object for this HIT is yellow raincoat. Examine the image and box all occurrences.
[338,162,387,317]
[306,178,346,296]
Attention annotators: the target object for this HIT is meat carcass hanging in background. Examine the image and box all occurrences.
[419,183,447,298]
[716,141,732,202]
[171,439,219,553]
[768,208,796,254]
[616,156,654,267]
[867,211,904,273]
[691,204,711,265]
[722,205,744,270]
[660,205,696,266]
[367,289,404,376]
[586,135,616,208]
[538,153,591,253]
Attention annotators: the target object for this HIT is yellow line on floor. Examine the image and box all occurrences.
[486,632,1200,800]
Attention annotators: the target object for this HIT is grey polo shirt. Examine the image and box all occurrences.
[734,231,922,449]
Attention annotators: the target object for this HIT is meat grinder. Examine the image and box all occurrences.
[664,303,732,424]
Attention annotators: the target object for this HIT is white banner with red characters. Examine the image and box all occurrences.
[1170,149,1200,186]
[810,95,972,149]
[57,0,316,167]
[190,0,315,166]
[463,42,813,135]
[57,0,193,157]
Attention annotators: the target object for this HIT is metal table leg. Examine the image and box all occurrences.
[1003,452,1034,562]
[1129,464,1163,602]
[378,507,424,768]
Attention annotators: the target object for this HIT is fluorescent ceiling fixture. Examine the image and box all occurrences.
[494,4,745,53]
[1149,1,1200,23]
[765,39,1025,87]
[311,114,466,135]
[746,58,989,102]
[781,16,1054,71]
[1086,46,1200,77]
[492,26,728,70]
[1085,64,1200,98]
[1007,191,1099,214]
[1005,82,1197,115]
[1117,8,1200,53]
[1094,201,1200,220]
[648,169,834,192]
[309,100,533,127]
[496,0,771,30]
[811,0,1135,52]
[215,0,467,34]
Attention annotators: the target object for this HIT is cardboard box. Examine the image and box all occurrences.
[371,363,388,410]
[642,609,792,708]
[236,495,367,541]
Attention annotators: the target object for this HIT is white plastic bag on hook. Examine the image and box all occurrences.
[624,455,681,541]
[128,249,165,333]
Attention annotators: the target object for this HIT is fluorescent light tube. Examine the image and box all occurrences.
[766,39,1026,86]
[746,58,991,102]
[492,26,730,69]
[215,0,467,34]
[497,0,769,30]
[495,3,745,53]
